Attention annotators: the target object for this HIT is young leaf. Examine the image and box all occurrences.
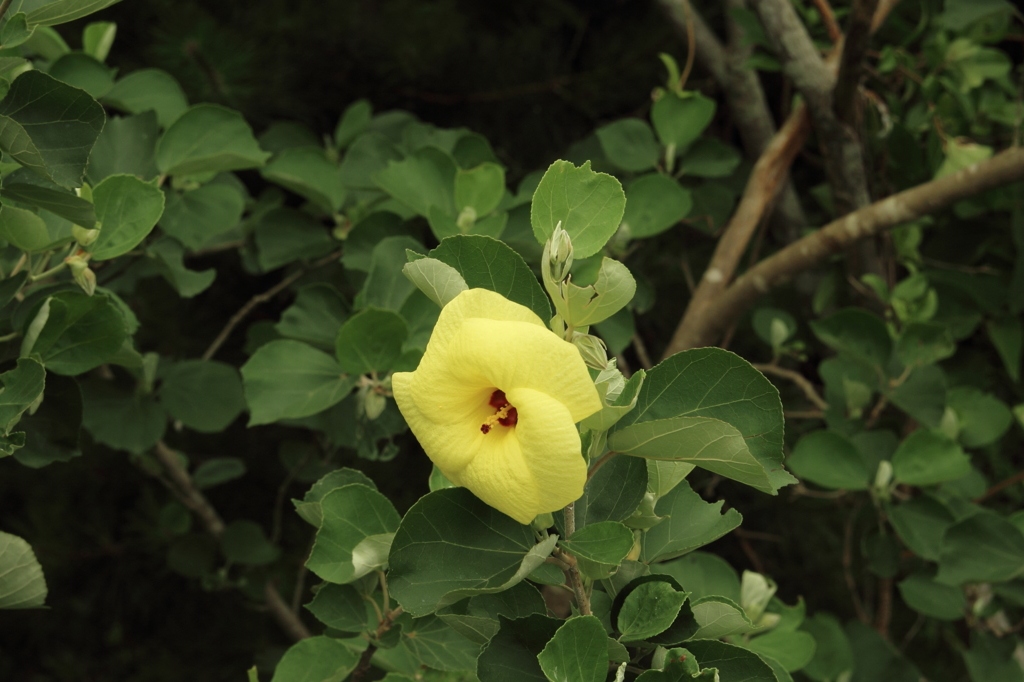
[617,581,690,642]
[595,119,661,173]
[402,256,468,308]
[530,160,626,259]
[306,483,401,583]
[89,174,165,260]
[947,386,1012,448]
[27,292,127,375]
[559,257,636,328]
[241,339,357,426]
[455,162,505,215]
[640,481,742,563]
[651,92,716,149]
[0,71,105,188]
[269,636,359,682]
[155,104,271,176]
[537,615,609,682]
[622,173,692,239]
[689,595,757,639]
[0,531,47,609]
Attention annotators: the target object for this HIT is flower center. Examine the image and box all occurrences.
[480,389,518,434]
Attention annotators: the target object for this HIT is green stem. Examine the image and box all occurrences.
[562,502,592,616]
[30,260,68,282]
[0,331,18,343]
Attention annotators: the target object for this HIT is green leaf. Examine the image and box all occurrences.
[787,430,870,491]
[191,457,246,490]
[676,137,742,178]
[0,202,68,252]
[886,493,956,561]
[429,234,551,321]
[0,358,45,435]
[0,71,105,188]
[683,640,777,682]
[896,322,956,367]
[537,615,609,682]
[220,520,279,565]
[270,635,359,682]
[24,0,122,27]
[476,614,562,682]
[48,53,114,98]
[617,581,689,642]
[890,364,947,428]
[253,207,335,272]
[571,453,648,527]
[651,552,741,602]
[388,488,558,617]
[0,531,46,609]
[357,235,423,311]
[941,0,1014,27]
[962,631,1024,682]
[746,629,817,672]
[261,147,346,213]
[897,573,965,620]
[158,359,245,433]
[334,99,371,149]
[987,315,1022,382]
[26,292,127,375]
[530,160,626,259]
[305,583,372,632]
[155,104,270,176]
[88,174,165,260]
[339,132,401,190]
[0,183,96,227]
[82,21,116,62]
[561,521,634,566]
[801,612,853,682]
[0,13,33,48]
[595,119,661,173]
[276,284,349,351]
[306,483,400,584]
[241,339,356,426]
[159,183,244,250]
[402,256,468,308]
[937,511,1024,585]
[334,308,407,376]
[86,110,159,183]
[640,481,742,563]
[891,430,972,486]
[400,614,481,671]
[12,372,82,468]
[557,257,635,328]
[845,621,919,682]
[810,308,892,369]
[80,379,166,453]
[615,347,793,493]
[293,468,378,528]
[455,162,504,215]
[103,68,187,128]
[147,237,216,297]
[610,416,773,493]
[689,595,757,639]
[374,146,457,217]
[621,173,692,239]
[651,92,716,149]
[947,386,1012,448]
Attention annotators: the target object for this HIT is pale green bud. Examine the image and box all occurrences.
[456,206,477,232]
[363,389,386,420]
[740,570,777,623]
[548,224,574,282]
[66,255,96,296]
[572,332,609,370]
[72,224,100,247]
[530,512,554,531]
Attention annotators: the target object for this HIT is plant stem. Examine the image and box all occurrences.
[562,502,592,616]
[0,331,18,343]
[0,0,14,27]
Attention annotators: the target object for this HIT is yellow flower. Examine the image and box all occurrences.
[392,288,602,524]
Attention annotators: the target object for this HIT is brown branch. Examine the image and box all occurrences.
[351,606,404,682]
[668,147,1024,350]
[202,249,343,360]
[752,363,829,410]
[663,105,810,357]
[834,0,880,126]
[810,0,842,43]
[152,441,311,641]
[870,0,902,33]
[974,469,1024,503]
[875,576,893,640]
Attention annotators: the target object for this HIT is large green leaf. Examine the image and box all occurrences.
[79,379,166,453]
[11,371,81,468]
[429,234,551,321]
[0,70,105,188]
[388,488,558,617]
[159,183,245,250]
[746,629,817,672]
[158,359,245,433]
[595,119,661,173]
[25,292,127,375]
[886,493,956,561]
[0,358,45,436]
[292,468,378,528]
[530,160,626,259]
[147,237,216,297]
[801,612,853,681]
[476,614,561,682]
[88,174,165,260]
[275,284,349,351]
[0,531,46,609]
[102,68,187,128]
[47,53,114,98]
[306,483,401,584]
[357,235,423,311]
[610,415,772,493]
[640,481,742,563]
[651,92,716,149]
[334,308,408,375]
[261,146,346,213]
[787,430,871,491]
[0,183,96,227]
[374,146,457,217]
[400,615,481,672]
[155,104,270,176]
[253,207,335,272]
[684,640,778,682]
[936,511,1024,585]
[891,430,972,486]
[689,595,757,639]
[537,615,609,682]
[305,583,373,632]
[560,521,634,566]
[0,202,71,252]
[897,573,965,620]
[270,636,359,682]
[402,256,468,308]
[241,339,356,426]
[890,364,947,427]
[810,308,892,369]
[617,581,690,642]
[86,111,160,183]
[947,386,1013,448]
[566,453,647,527]
[24,0,122,27]
[615,347,793,493]
[622,173,692,239]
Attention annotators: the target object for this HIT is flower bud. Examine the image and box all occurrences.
[530,512,554,531]
[72,224,100,247]
[547,224,574,282]
[363,389,386,421]
[66,255,96,296]
[456,206,477,232]
[572,332,609,370]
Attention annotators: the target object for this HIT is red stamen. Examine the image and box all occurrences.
[489,390,508,408]
[480,424,491,434]
[498,407,518,427]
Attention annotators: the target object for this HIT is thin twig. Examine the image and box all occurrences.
[875,576,893,640]
[562,502,592,616]
[810,0,843,43]
[266,579,312,641]
[351,606,404,682]
[753,363,829,410]
[587,450,619,481]
[678,0,696,90]
[785,410,825,419]
[631,334,653,371]
[974,470,1024,503]
[202,249,343,360]
[843,501,870,624]
[188,239,246,258]
[290,536,317,615]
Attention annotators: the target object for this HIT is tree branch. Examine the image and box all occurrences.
[753,363,829,410]
[834,0,880,125]
[672,147,1024,350]
[664,104,810,357]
